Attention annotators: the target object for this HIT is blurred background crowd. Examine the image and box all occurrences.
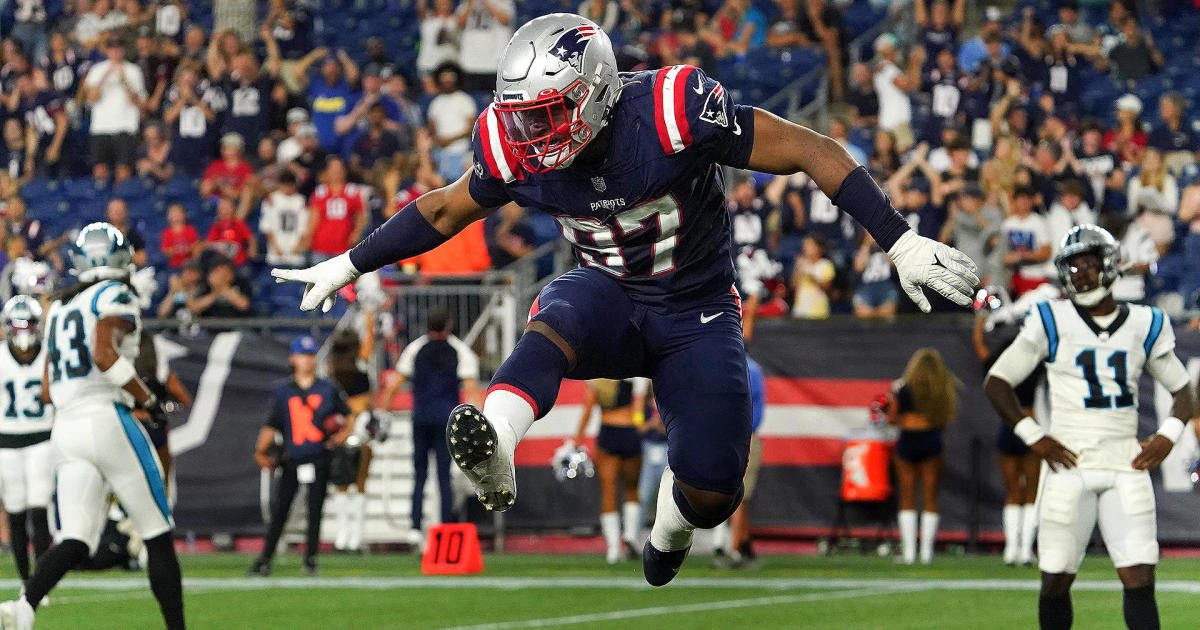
[0,0,1196,321]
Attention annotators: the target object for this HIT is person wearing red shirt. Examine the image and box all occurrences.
[1102,94,1148,167]
[160,203,199,268]
[203,198,257,265]
[200,133,257,201]
[301,157,368,261]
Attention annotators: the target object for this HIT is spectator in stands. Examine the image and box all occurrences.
[887,347,960,565]
[1076,118,1121,211]
[792,0,846,98]
[153,0,187,44]
[661,14,716,71]
[286,123,328,196]
[1105,95,1148,169]
[483,203,537,269]
[846,62,879,130]
[246,137,285,214]
[579,0,620,33]
[920,47,966,145]
[871,33,920,152]
[136,121,175,183]
[205,28,243,78]
[1128,147,1178,256]
[293,47,360,153]
[1104,213,1157,304]
[1107,16,1163,84]
[200,133,256,202]
[74,0,128,52]
[12,71,67,177]
[914,0,963,63]
[0,236,30,299]
[931,134,979,186]
[1044,179,1095,254]
[158,259,204,318]
[260,170,309,269]
[83,36,146,183]
[957,5,1008,74]
[202,198,256,266]
[187,257,251,318]
[160,203,198,268]
[980,134,1018,203]
[4,196,62,265]
[276,107,310,164]
[1041,26,1082,113]
[938,182,1003,286]
[1053,0,1093,48]
[263,0,314,94]
[455,0,514,92]
[219,34,285,150]
[0,119,31,185]
[335,65,403,154]
[728,179,774,252]
[827,118,866,166]
[703,0,768,59]
[381,71,425,133]
[163,63,218,176]
[1,41,32,91]
[132,31,175,107]
[11,0,49,64]
[889,143,946,240]
[180,25,208,66]
[350,104,401,179]
[426,63,477,183]
[790,233,834,319]
[1148,92,1198,171]
[1001,186,1051,297]
[383,129,443,218]
[105,198,148,267]
[40,31,87,99]
[868,129,900,179]
[852,233,898,319]
[301,157,367,262]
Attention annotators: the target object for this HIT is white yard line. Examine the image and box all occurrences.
[432,587,914,630]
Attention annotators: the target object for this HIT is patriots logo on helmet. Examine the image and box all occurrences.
[548,26,596,73]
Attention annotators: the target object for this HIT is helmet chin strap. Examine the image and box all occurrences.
[1073,285,1110,307]
[76,266,130,283]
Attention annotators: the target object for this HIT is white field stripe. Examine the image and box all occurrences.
[433,587,913,630]
[522,405,870,439]
[485,107,515,183]
[661,66,686,153]
[22,576,1200,593]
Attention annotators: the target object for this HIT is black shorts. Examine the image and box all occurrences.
[147,422,169,449]
[596,424,641,458]
[91,132,137,168]
[895,429,943,463]
[996,425,1031,457]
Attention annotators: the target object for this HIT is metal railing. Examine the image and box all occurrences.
[759,65,831,126]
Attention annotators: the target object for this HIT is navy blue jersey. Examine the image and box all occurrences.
[17,91,64,154]
[397,333,479,425]
[221,74,276,148]
[39,51,88,98]
[469,65,756,312]
[265,377,350,463]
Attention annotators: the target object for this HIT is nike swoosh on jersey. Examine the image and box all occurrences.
[732,118,742,135]
[700,312,721,324]
[692,76,704,94]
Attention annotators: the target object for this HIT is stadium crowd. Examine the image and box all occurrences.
[0,0,1194,322]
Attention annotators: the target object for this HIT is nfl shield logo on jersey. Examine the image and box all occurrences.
[591,176,606,192]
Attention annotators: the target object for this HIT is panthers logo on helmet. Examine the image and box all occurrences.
[548,25,596,73]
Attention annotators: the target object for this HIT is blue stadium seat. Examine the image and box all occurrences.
[841,0,886,40]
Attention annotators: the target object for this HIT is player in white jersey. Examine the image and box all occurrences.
[0,224,186,630]
[0,296,54,583]
[984,225,1195,630]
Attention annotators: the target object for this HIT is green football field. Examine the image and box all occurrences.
[6,552,1200,629]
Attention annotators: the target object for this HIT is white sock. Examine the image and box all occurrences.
[1020,503,1038,557]
[482,389,537,456]
[919,512,939,564]
[347,492,366,551]
[600,511,620,555]
[898,509,917,564]
[621,501,640,545]
[649,468,695,552]
[1003,504,1021,555]
[332,492,349,550]
[710,521,731,555]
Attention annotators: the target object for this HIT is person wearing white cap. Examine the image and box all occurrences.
[276,107,311,164]
[872,33,920,152]
[1106,94,1147,168]
[200,132,255,201]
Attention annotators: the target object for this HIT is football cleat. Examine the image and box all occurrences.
[642,541,690,587]
[0,598,34,630]
[246,558,272,577]
[303,558,319,576]
[446,404,516,512]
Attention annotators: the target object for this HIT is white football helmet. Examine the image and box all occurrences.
[2,294,43,352]
[493,13,622,172]
[1054,224,1121,307]
[70,222,134,283]
[9,258,54,297]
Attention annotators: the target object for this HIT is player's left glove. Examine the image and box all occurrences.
[271,252,361,313]
[887,230,980,313]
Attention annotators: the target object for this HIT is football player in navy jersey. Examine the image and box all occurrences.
[274,13,980,585]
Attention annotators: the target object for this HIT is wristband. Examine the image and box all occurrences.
[830,165,911,251]
[1012,416,1046,446]
[1156,416,1186,444]
[348,200,449,273]
[102,355,138,388]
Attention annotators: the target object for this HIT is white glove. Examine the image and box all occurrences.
[887,230,980,313]
[270,252,361,312]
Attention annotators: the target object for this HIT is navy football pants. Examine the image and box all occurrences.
[499,268,752,494]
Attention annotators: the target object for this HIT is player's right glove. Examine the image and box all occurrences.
[887,230,981,313]
[271,252,361,313]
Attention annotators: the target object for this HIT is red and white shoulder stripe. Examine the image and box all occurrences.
[477,105,523,184]
[653,65,699,155]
